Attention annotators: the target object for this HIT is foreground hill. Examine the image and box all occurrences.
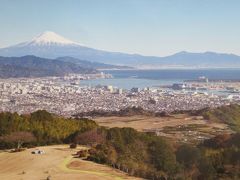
[0,108,239,179]
[0,145,136,180]
[0,55,97,78]
[1,31,240,68]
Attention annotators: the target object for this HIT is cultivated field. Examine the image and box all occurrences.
[0,145,140,180]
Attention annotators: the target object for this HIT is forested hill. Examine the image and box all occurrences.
[0,110,97,148]
[0,109,240,179]
[0,55,97,78]
[198,104,240,132]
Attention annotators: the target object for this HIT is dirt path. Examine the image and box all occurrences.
[0,145,139,180]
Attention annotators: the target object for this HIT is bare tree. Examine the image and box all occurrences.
[74,129,105,146]
[0,131,36,149]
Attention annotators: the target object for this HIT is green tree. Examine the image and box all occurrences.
[149,138,177,175]
[176,144,200,169]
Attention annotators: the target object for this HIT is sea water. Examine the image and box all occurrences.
[80,69,240,89]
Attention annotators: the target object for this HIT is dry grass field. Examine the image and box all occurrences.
[0,145,140,180]
[94,114,233,143]
[94,114,227,131]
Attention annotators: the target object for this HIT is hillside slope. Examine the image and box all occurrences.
[0,55,97,78]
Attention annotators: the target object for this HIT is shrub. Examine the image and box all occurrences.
[70,143,77,149]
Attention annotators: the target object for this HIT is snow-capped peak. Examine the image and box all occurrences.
[25,31,80,46]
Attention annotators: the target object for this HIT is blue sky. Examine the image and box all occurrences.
[0,0,240,56]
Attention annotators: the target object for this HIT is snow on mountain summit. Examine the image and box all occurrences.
[22,31,80,46]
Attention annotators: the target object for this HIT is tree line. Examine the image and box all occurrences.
[75,127,240,180]
[0,110,97,149]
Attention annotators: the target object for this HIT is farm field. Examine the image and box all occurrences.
[0,145,139,180]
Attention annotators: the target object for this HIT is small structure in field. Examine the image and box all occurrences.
[31,149,45,154]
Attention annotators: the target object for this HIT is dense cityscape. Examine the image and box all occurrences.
[1,73,240,117]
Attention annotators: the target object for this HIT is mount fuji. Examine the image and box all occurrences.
[16,31,81,47]
[1,31,240,68]
[0,31,145,66]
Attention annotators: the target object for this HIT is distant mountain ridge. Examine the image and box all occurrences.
[157,51,240,68]
[0,31,240,68]
[57,56,132,70]
[0,55,97,78]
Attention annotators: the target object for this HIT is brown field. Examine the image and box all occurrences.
[94,114,233,143]
[0,145,140,180]
[93,114,226,131]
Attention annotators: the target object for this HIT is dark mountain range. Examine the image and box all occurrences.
[0,55,97,78]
